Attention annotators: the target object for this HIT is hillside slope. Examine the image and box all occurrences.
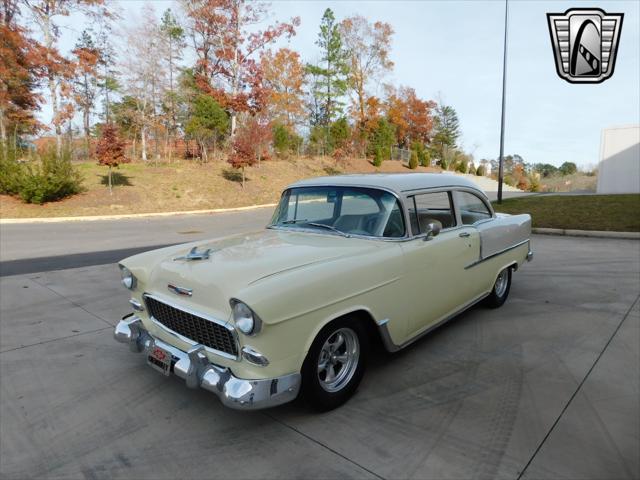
[0,157,521,219]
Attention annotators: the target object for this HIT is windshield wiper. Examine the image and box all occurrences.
[307,222,350,237]
[280,219,309,224]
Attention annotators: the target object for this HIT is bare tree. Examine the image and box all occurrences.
[121,5,165,162]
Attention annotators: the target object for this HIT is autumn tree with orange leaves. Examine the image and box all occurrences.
[0,7,46,158]
[385,85,436,148]
[22,0,108,155]
[340,16,393,137]
[260,48,306,129]
[183,0,299,137]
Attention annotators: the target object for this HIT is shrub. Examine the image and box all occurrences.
[439,157,449,170]
[368,118,395,157]
[455,161,467,173]
[468,165,476,175]
[373,146,383,167]
[0,155,24,196]
[476,165,486,176]
[528,175,541,192]
[17,149,83,204]
[409,150,419,169]
[419,149,431,167]
[273,124,290,157]
[329,117,350,151]
[504,175,516,187]
[273,124,302,158]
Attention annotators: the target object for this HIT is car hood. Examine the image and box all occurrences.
[123,229,383,320]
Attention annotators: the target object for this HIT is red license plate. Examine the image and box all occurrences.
[147,345,171,376]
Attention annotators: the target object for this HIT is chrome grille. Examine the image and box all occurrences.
[144,295,238,357]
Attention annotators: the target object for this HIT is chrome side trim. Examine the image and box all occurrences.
[464,239,530,270]
[377,292,490,352]
[143,293,239,361]
[113,317,299,410]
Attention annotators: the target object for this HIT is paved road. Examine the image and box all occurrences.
[1,234,638,479]
[0,207,276,274]
[0,191,530,273]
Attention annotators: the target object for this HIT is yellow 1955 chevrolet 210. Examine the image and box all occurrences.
[114,173,532,410]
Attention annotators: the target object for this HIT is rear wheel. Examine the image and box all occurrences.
[484,267,512,308]
[300,318,368,411]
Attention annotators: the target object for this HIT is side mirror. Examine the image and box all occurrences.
[424,222,441,240]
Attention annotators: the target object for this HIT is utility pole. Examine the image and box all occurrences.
[497,0,509,204]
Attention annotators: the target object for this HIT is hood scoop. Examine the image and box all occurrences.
[174,246,213,262]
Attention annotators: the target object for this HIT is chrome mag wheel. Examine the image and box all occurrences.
[494,269,509,297]
[317,328,360,393]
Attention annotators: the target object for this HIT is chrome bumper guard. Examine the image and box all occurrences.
[114,315,300,410]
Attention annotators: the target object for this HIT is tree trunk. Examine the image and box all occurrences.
[43,16,62,157]
[104,64,111,123]
[241,166,245,189]
[141,126,147,162]
[83,106,90,158]
[108,165,113,195]
[230,2,240,137]
[0,107,7,160]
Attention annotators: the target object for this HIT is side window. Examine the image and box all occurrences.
[409,191,456,234]
[456,191,492,225]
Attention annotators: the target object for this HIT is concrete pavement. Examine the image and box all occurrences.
[1,234,638,479]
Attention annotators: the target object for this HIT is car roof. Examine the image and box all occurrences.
[288,173,485,196]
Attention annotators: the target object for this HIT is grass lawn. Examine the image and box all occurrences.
[493,194,640,232]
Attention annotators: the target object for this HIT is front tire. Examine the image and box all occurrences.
[484,267,512,308]
[300,318,368,411]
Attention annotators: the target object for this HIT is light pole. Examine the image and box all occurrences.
[497,0,509,204]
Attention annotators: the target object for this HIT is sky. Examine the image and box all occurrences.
[47,0,640,169]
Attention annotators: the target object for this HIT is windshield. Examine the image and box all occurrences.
[269,186,406,238]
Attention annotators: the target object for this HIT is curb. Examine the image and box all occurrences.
[0,203,277,225]
[533,227,640,240]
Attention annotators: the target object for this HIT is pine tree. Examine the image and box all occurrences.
[306,9,349,126]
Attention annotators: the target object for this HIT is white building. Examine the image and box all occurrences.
[597,125,640,194]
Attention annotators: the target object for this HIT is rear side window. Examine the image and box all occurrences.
[409,191,456,234]
[456,191,492,225]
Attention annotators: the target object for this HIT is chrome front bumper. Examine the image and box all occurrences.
[114,315,300,410]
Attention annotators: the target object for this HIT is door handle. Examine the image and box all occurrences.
[459,232,471,238]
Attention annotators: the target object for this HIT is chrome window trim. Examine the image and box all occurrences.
[142,293,240,361]
[452,189,496,226]
[268,184,496,243]
[406,188,458,236]
[267,184,410,242]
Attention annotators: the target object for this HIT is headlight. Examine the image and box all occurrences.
[119,265,136,290]
[231,299,262,335]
